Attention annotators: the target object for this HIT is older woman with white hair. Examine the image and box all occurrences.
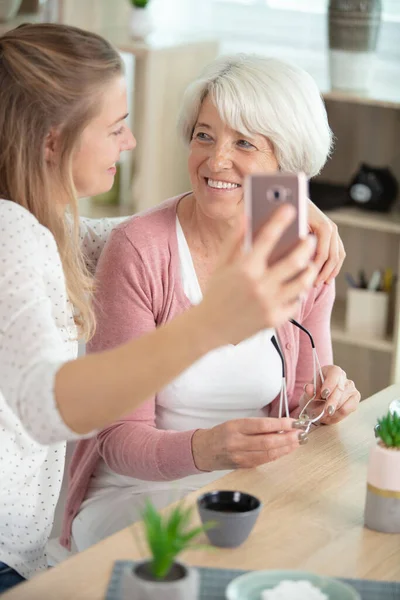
[63,54,360,552]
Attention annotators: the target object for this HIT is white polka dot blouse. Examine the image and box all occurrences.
[0,199,124,579]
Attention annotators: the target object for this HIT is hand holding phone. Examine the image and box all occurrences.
[245,172,308,266]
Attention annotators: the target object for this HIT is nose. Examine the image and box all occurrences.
[207,143,233,172]
[122,127,136,152]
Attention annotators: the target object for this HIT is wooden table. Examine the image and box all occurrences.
[5,385,400,599]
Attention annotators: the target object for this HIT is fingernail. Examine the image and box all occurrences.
[292,420,308,430]
[327,405,335,416]
[321,389,330,399]
[303,383,308,392]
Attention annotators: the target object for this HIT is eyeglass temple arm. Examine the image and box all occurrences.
[289,318,315,349]
[271,335,285,378]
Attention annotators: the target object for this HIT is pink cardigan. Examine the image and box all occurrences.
[60,195,335,549]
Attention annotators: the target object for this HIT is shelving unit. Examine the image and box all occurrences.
[330,298,394,354]
[326,207,400,235]
[325,205,400,400]
[306,49,400,400]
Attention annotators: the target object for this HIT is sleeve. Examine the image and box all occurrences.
[78,216,128,274]
[90,228,201,481]
[0,209,95,445]
[291,281,335,415]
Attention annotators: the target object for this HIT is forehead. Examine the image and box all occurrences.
[93,76,128,125]
[195,95,264,142]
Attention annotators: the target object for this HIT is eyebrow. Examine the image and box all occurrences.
[194,121,256,139]
[109,113,129,127]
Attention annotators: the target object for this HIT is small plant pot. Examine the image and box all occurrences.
[122,561,199,600]
[129,5,153,39]
[364,442,400,533]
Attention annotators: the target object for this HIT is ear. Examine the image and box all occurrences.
[44,128,60,163]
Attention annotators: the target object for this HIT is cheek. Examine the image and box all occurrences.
[188,148,204,181]
[72,148,95,184]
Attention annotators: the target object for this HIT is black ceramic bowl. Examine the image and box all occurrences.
[197,490,262,547]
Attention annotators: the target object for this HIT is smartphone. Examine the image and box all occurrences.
[244,172,308,265]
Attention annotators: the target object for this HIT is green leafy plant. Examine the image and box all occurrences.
[129,0,150,8]
[138,498,214,580]
[376,411,400,448]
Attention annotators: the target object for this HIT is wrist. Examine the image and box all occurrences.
[191,428,212,472]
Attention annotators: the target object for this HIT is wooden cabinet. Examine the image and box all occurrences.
[318,97,400,400]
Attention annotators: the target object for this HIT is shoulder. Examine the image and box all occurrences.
[0,198,41,231]
[115,196,182,250]
[301,279,335,320]
[0,199,51,259]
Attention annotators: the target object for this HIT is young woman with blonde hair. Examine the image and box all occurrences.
[0,23,342,592]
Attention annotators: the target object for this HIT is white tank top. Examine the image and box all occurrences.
[89,217,282,494]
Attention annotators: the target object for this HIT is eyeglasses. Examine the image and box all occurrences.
[271,318,325,434]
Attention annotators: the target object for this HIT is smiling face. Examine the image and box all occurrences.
[71,76,136,199]
[188,95,279,222]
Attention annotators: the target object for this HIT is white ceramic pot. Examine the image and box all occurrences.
[129,6,153,40]
[328,0,382,92]
[0,0,23,22]
[122,561,199,600]
[329,49,376,93]
[364,442,400,533]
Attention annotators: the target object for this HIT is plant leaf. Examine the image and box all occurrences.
[137,496,214,580]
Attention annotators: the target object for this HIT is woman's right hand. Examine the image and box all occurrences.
[196,204,318,347]
[191,417,306,472]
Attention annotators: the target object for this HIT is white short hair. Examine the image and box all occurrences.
[178,54,333,178]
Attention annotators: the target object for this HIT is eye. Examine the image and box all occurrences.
[237,139,256,150]
[111,126,124,137]
[194,131,212,142]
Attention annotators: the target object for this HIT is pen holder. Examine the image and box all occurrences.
[345,288,389,339]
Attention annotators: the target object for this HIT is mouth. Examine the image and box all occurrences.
[205,177,241,190]
[107,164,117,174]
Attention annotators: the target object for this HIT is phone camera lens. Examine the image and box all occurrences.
[267,187,285,202]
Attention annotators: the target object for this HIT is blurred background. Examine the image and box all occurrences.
[1,0,400,399]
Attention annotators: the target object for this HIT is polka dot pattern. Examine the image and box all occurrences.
[0,201,124,579]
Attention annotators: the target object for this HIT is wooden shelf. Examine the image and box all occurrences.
[331,298,394,353]
[326,207,400,235]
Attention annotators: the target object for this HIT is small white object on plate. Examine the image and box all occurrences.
[261,580,328,600]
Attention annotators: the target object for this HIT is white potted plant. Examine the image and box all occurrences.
[128,0,153,40]
[123,498,213,600]
[364,411,400,533]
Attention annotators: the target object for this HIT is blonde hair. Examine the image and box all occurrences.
[178,54,333,178]
[0,23,123,340]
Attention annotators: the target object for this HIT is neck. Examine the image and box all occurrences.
[178,194,241,256]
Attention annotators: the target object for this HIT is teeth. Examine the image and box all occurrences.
[207,178,239,190]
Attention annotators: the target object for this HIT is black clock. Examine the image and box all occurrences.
[348,163,398,212]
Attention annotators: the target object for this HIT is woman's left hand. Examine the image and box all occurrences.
[307,200,346,287]
[299,365,361,425]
